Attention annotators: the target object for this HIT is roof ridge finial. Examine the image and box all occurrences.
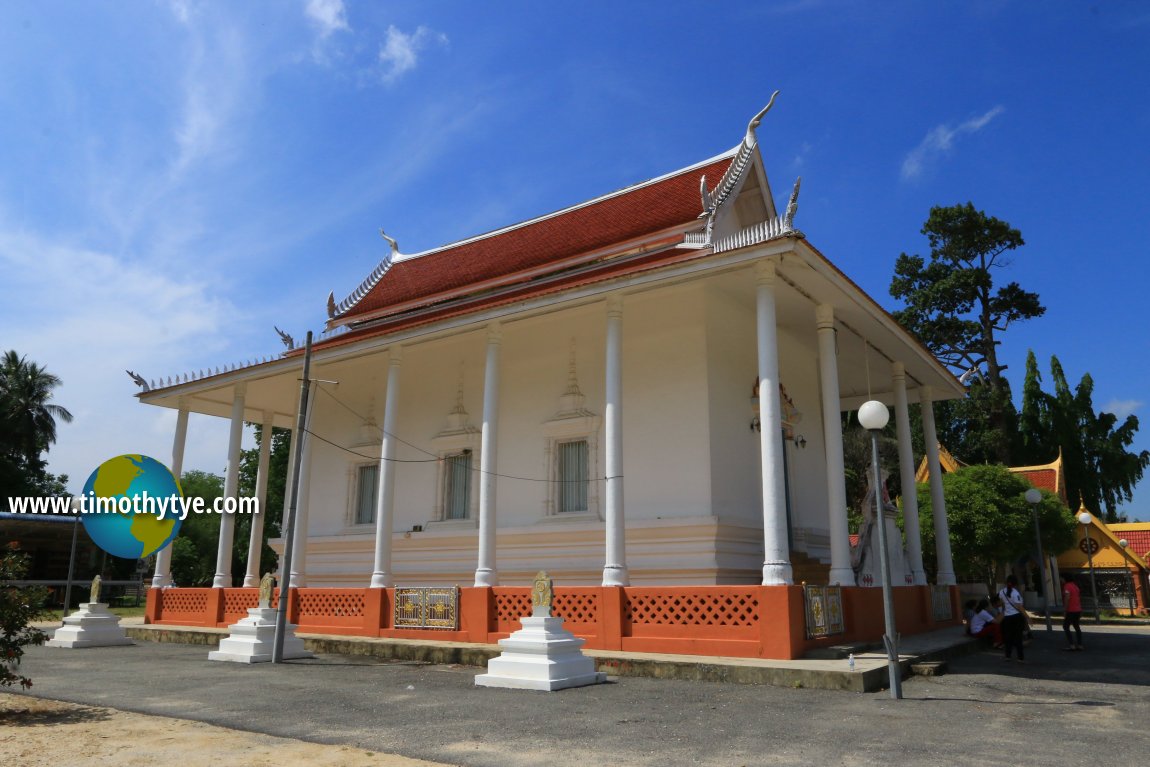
[380,228,400,256]
[746,90,780,144]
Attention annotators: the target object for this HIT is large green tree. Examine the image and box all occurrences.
[890,203,1044,464]
[0,351,73,500]
[915,464,1076,591]
[169,470,224,586]
[1019,351,1149,522]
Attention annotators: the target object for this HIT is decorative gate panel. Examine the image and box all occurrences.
[803,584,844,638]
[393,586,459,630]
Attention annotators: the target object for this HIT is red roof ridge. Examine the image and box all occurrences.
[391,146,740,267]
[328,147,741,325]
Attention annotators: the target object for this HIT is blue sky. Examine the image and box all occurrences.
[2,1,1148,519]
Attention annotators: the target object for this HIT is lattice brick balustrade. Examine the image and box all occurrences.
[625,590,760,627]
[295,589,367,630]
[222,588,260,622]
[552,590,600,625]
[492,589,533,632]
[158,588,210,622]
[147,584,955,660]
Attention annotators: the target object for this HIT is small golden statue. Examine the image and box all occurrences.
[531,570,553,617]
[258,573,275,609]
[89,575,102,604]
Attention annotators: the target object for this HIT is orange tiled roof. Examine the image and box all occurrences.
[334,152,736,323]
[1109,525,1150,560]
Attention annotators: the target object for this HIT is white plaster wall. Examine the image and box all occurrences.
[775,320,832,548]
[616,286,712,519]
[703,284,760,525]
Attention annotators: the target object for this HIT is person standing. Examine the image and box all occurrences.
[999,575,1027,662]
[1062,573,1084,651]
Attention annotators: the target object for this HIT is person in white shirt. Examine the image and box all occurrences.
[969,598,1003,647]
[998,575,1027,662]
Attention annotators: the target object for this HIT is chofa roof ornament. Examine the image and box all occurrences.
[745,90,779,146]
[328,227,401,320]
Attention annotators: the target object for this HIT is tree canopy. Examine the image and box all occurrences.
[915,464,1076,590]
[1019,351,1150,521]
[0,351,72,501]
[890,203,1044,464]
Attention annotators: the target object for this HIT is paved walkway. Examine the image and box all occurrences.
[116,616,979,692]
[14,623,1150,767]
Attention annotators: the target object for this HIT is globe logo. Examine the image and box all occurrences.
[80,454,183,559]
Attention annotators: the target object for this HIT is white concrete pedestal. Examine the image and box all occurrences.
[475,616,606,691]
[208,607,313,663]
[47,603,133,648]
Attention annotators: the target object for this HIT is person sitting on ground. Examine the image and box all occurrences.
[963,599,978,634]
[968,597,1004,647]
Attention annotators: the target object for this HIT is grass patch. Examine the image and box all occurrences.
[44,605,147,620]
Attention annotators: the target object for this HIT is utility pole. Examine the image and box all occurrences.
[273,331,312,663]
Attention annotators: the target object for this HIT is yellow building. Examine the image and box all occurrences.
[1057,505,1148,615]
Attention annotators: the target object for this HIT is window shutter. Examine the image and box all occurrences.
[444,452,472,520]
[356,464,379,524]
[558,440,588,513]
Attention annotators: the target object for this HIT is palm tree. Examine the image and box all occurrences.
[0,351,73,474]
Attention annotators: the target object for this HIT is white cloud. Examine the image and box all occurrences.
[171,21,247,179]
[0,226,248,491]
[169,0,193,25]
[305,0,349,39]
[378,25,447,84]
[1103,398,1143,420]
[901,105,1005,181]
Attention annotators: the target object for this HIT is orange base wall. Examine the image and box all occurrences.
[146,584,959,660]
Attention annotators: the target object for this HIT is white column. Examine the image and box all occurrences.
[242,411,275,587]
[213,384,246,589]
[475,324,502,587]
[289,401,314,589]
[892,363,927,585]
[152,399,189,588]
[920,385,956,585]
[370,348,402,588]
[816,305,853,586]
[277,423,299,561]
[603,297,629,587]
[756,262,792,585]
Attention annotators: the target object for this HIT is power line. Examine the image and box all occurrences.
[312,383,612,484]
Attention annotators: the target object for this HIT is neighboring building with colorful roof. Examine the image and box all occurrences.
[1107,522,1150,562]
[129,98,974,658]
[1061,509,1148,615]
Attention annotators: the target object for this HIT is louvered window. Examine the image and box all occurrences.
[444,451,472,520]
[355,464,379,525]
[557,439,588,513]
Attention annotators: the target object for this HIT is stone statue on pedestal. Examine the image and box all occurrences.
[258,573,275,609]
[531,571,553,617]
[89,575,101,604]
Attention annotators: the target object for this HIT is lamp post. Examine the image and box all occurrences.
[1024,488,1052,632]
[1119,539,1136,616]
[1077,511,1102,625]
[858,400,901,700]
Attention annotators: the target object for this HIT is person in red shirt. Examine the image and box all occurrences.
[1062,573,1084,651]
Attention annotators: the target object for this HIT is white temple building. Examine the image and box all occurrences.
[136,97,964,594]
